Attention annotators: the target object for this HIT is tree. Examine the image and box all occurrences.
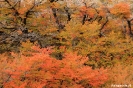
[0,46,108,88]
[110,2,133,36]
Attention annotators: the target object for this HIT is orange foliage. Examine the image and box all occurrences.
[98,6,107,17]
[87,8,97,18]
[79,6,87,12]
[18,8,28,15]
[0,46,108,88]
[79,6,97,18]
[79,6,87,15]
[110,2,131,18]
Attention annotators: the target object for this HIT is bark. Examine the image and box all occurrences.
[99,17,108,37]
[64,7,71,23]
[126,20,132,36]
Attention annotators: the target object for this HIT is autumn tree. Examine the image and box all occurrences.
[0,0,59,52]
[1,0,133,68]
[110,2,133,37]
[0,46,108,88]
[1,0,133,87]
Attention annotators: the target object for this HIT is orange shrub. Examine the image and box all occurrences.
[110,2,131,18]
[0,46,108,88]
